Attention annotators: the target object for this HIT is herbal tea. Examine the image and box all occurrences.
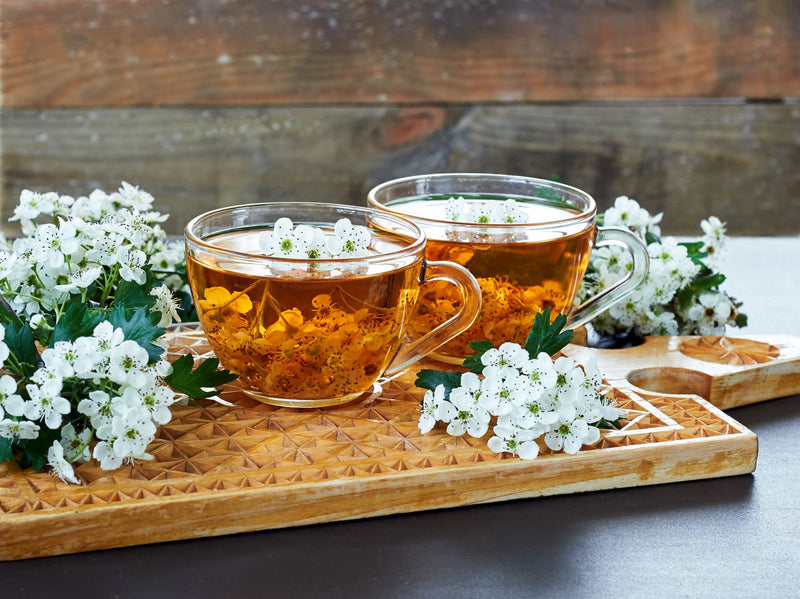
[187,228,421,404]
[391,196,595,358]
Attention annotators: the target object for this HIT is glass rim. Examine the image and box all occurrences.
[366,172,597,230]
[184,201,428,264]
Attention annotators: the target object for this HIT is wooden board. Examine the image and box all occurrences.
[563,334,800,411]
[3,102,799,237]
[0,329,757,561]
[2,0,798,107]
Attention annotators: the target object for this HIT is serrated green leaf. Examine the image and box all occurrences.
[462,340,494,374]
[693,272,726,290]
[468,340,495,354]
[4,320,39,377]
[108,304,165,362]
[462,354,485,374]
[50,301,105,344]
[524,309,573,357]
[678,240,710,265]
[676,272,728,309]
[0,437,12,464]
[17,428,60,471]
[112,272,158,311]
[414,369,462,394]
[164,354,237,399]
[645,231,662,245]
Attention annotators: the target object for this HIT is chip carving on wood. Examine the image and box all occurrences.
[0,327,757,561]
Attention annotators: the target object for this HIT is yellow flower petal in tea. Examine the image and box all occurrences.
[200,286,253,314]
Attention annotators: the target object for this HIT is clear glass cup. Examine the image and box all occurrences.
[367,173,649,362]
[184,203,481,407]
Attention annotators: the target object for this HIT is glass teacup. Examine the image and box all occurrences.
[185,203,481,407]
[367,173,649,362]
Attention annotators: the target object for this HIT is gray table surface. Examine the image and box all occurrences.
[2,236,799,599]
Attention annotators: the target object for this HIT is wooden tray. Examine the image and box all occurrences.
[563,333,800,410]
[0,329,758,561]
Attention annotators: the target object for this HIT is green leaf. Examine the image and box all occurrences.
[177,290,198,323]
[17,428,60,471]
[414,369,462,394]
[536,187,563,202]
[595,418,624,430]
[462,354,484,374]
[462,340,495,374]
[108,304,165,362]
[0,437,12,464]
[112,270,158,311]
[0,296,23,328]
[4,320,40,377]
[524,308,573,358]
[50,301,105,344]
[676,272,727,309]
[645,231,662,245]
[678,240,709,265]
[163,354,237,400]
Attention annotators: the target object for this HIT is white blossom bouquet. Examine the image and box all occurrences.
[578,196,746,340]
[0,184,235,483]
[416,310,625,459]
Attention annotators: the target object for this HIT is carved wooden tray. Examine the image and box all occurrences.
[0,329,757,561]
[563,333,800,410]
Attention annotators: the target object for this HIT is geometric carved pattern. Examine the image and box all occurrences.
[0,327,758,559]
[678,335,781,366]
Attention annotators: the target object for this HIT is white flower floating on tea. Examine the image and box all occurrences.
[578,195,746,338]
[416,310,626,459]
[258,217,372,260]
[445,196,525,224]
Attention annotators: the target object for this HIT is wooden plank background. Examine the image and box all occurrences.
[1,0,798,236]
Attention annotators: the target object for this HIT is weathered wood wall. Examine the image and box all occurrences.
[1,0,798,235]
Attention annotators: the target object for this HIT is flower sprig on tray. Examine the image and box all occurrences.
[0,184,236,484]
[579,196,746,338]
[415,310,625,459]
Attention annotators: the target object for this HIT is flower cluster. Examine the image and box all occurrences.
[0,185,234,484]
[445,197,524,225]
[420,344,622,458]
[258,217,372,260]
[0,321,174,483]
[578,196,746,338]
[416,310,625,459]
[3,182,193,321]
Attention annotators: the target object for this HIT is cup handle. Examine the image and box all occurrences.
[566,226,650,331]
[384,260,482,377]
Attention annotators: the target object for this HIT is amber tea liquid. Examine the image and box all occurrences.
[187,228,422,405]
[390,196,595,359]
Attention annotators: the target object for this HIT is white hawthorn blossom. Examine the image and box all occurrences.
[259,217,373,263]
[0,185,190,484]
[419,341,622,460]
[579,195,743,337]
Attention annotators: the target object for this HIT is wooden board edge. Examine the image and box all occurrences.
[0,432,757,561]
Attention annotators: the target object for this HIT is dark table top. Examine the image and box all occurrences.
[2,237,799,599]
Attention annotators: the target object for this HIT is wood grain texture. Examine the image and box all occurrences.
[0,328,757,561]
[563,334,800,410]
[2,0,798,107]
[2,102,798,235]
